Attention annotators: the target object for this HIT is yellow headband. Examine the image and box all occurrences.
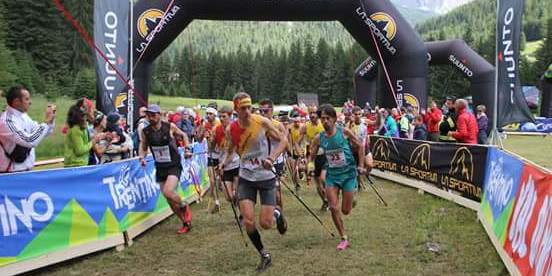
[234,97,252,109]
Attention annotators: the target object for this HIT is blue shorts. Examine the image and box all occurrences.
[325,175,357,192]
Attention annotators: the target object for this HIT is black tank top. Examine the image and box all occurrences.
[143,121,180,168]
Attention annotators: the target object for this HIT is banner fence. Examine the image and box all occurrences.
[0,142,209,274]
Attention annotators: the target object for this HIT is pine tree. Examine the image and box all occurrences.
[73,68,96,99]
[319,55,338,104]
[534,16,552,77]
[66,0,93,71]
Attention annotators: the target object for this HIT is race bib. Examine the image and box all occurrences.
[151,146,171,163]
[242,150,263,169]
[326,149,346,168]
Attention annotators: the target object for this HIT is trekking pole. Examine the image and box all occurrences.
[220,176,248,247]
[188,161,203,202]
[361,174,388,207]
[272,169,336,238]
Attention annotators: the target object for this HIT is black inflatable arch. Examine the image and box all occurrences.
[132,0,427,117]
[355,39,494,118]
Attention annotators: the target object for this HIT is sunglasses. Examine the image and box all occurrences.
[259,108,272,114]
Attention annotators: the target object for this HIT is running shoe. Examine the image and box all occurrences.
[256,253,272,274]
[210,203,220,214]
[177,223,192,235]
[320,201,329,212]
[337,239,349,250]
[352,199,357,208]
[295,183,301,192]
[275,208,287,235]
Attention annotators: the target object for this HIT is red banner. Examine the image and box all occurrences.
[503,164,552,276]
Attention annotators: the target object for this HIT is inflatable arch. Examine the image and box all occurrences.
[131,0,428,117]
[355,39,494,119]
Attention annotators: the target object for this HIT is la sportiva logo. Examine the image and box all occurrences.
[402,93,420,112]
[449,147,474,182]
[356,8,397,55]
[372,138,390,161]
[409,143,431,171]
[137,9,164,38]
[136,6,181,53]
[370,12,397,41]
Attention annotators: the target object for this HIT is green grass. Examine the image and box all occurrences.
[522,40,543,62]
[29,179,505,276]
[502,134,552,169]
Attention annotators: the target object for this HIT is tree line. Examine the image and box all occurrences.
[152,37,368,106]
[0,0,550,108]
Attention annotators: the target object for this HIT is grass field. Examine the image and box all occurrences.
[30,178,505,276]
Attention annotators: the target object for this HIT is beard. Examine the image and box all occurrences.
[323,124,332,132]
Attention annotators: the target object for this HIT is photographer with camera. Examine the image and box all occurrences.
[0,86,55,173]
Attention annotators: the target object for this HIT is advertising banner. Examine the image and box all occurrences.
[480,148,524,244]
[94,0,130,115]
[0,142,208,267]
[370,136,488,201]
[496,0,534,126]
[503,164,552,276]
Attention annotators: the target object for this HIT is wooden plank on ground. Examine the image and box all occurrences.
[477,213,521,276]
[0,234,125,276]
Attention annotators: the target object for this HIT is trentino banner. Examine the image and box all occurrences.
[0,142,208,268]
[480,148,552,276]
[94,0,130,115]
[496,0,534,126]
[370,136,488,201]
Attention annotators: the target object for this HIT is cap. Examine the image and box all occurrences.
[145,104,161,114]
[106,112,120,123]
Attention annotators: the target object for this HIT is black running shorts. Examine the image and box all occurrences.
[222,168,239,182]
[155,164,182,183]
[208,157,219,167]
[237,177,276,206]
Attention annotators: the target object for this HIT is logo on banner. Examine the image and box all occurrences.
[136,5,181,53]
[356,8,397,55]
[403,93,420,112]
[449,147,474,181]
[449,54,474,78]
[137,9,164,38]
[103,164,159,210]
[409,143,430,171]
[498,7,517,104]
[0,192,54,237]
[359,59,377,77]
[370,12,397,40]
[115,93,127,109]
[372,138,390,161]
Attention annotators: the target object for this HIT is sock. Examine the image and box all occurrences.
[183,205,192,223]
[247,229,265,255]
[342,235,348,241]
[273,208,281,220]
[215,199,220,205]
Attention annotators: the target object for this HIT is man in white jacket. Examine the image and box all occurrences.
[0,86,56,173]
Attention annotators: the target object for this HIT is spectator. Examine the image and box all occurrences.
[412,115,428,141]
[105,112,130,160]
[391,108,401,123]
[398,107,409,138]
[439,97,457,142]
[379,109,398,138]
[64,105,102,167]
[0,86,56,173]
[178,108,195,143]
[423,101,442,141]
[476,105,489,145]
[449,99,478,144]
[89,111,108,165]
[132,106,149,156]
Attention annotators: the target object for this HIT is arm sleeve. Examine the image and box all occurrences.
[2,116,52,148]
[70,128,93,156]
[452,116,468,140]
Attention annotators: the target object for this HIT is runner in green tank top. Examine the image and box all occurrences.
[309,104,366,250]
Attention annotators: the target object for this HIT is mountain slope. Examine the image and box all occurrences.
[392,0,475,14]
